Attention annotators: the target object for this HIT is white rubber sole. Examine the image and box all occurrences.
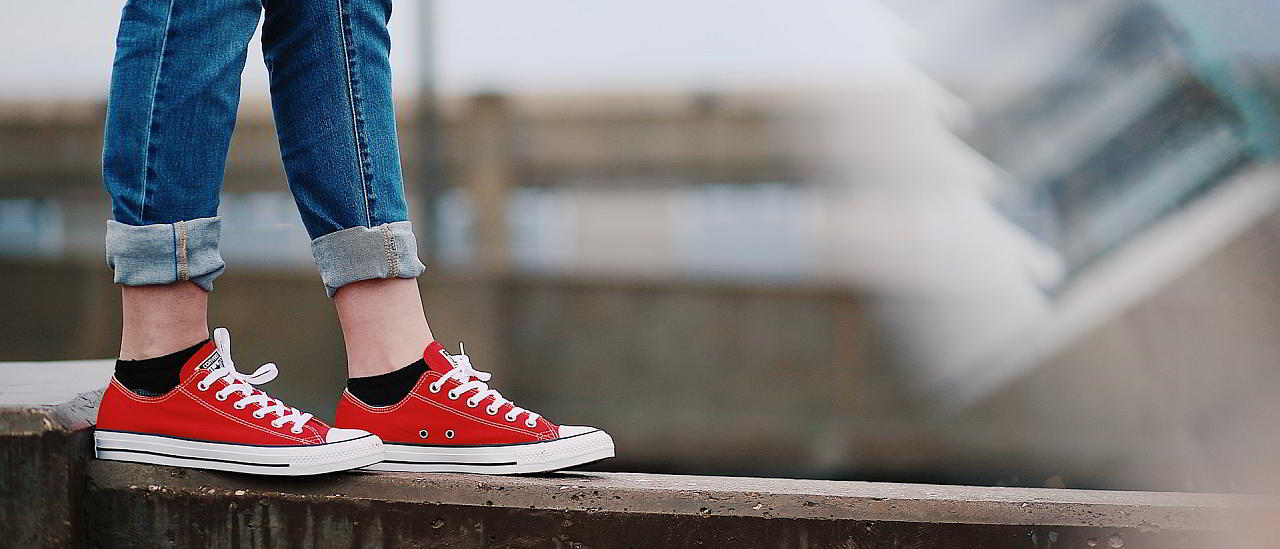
[94,429,385,476]
[364,428,615,474]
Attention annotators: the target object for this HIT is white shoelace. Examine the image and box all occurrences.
[429,344,541,428]
[194,328,314,435]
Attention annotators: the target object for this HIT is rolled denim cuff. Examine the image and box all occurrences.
[105,217,225,291]
[311,221,426,297]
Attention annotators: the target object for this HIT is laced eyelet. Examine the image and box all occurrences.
[466,399,480,408]
[505,414,518,422]
[197,382,211,391]
[445,429,455,439]
[428,383,441,394]
[291,428,303,435]
[214,393,228,401]
[252,412,266,419]
[525,420,538,428]
[418,429,429,439]
[447,391,460,400]
[270,421,285,429]
[486,406,500,416]
[233,403,247,410]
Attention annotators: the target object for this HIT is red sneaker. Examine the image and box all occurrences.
[336,342,615,474]
[95,328,384,476]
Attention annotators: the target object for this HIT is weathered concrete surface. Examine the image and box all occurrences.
[0,359,111,549]
[0,359,114,406]
[0,360,1269,548]
[85,461,1262,548]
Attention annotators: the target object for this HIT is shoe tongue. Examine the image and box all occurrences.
[423,341,459,374]
[179,340,222,381]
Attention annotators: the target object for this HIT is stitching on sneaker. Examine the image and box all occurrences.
[344,373,555,441]
[179,386,310,444]
[342,372,433,413]
[116,373,308,443]
[409,392,552,440]
[109,377,182,404]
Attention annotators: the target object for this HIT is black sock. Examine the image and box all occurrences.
[114,339,208,397]
[347,359,428,406]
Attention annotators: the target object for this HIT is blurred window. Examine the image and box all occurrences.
[0,198,64,258]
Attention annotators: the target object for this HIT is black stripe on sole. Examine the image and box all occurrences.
[96,447,290,467]
[380,460,518,466]
[94,428,376,448]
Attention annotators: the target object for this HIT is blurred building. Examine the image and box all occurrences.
[3,0,1280,491]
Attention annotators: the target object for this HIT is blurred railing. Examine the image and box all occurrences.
[0,93,798,193]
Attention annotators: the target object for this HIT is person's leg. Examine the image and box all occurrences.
[260,0,430,378]
[104,0,261,358]
[334,278,432,377]
[119,283,208,360]
[261,0,614,474]
[96,0,384,475]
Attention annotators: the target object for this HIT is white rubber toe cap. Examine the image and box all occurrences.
[558,425,604,438]
[326,427,373,443]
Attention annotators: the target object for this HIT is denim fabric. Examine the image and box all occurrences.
[102,0,420,294]
[103,0,260,226]
[261,0,408,238]
[312,221,426,297]
[106,217,225,291]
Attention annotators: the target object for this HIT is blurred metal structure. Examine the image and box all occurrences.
[875,0,1280,401]
[413,0,447,264]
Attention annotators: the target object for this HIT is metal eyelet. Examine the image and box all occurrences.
[445,429,455,439]
[252,412,266,419]
[270,421,285,429]
[419,429,429,439]
[197,382,211,391]
[466,399,480,408]
[291,428,304,435]
[233,403,247,410]
[428,383,441,394]
[505,414,518,422]
[214,393,228,401]
[525,420,538,428]
[486,407,500,416]
[447,391,460,400]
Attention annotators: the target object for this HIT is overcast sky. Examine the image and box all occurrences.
[0,0,912,100]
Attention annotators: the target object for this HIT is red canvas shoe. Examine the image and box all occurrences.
[336,342,614,474]
[95,328,384,475]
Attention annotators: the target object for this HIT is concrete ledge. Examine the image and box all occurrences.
[0,360,112,548]
[0,364,1267,548]
[85,461,1260,548]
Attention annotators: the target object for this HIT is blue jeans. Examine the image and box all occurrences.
[102,0,424,296]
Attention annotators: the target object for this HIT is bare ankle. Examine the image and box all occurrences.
[119,282,210,360]
[334,278,434,377]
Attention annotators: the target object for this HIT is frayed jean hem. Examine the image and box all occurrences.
[311,221,425,297]
[105,217,225,292]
